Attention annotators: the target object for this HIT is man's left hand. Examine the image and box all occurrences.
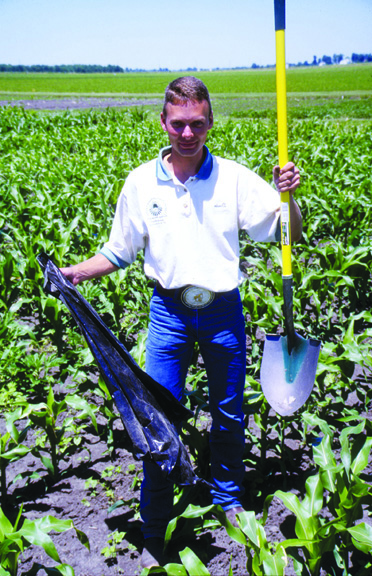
[273,162,300,194]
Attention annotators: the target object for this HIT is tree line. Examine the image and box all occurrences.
[0,54,371,74]
[0,64,131,73]
[283,53,372,68]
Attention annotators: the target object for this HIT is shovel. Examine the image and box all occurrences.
[260,0,321,417]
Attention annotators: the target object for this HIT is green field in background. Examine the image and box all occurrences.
[0,64,371,95]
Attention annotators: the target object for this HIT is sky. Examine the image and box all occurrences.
[0,0,371,71]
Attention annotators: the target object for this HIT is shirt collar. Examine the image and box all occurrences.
[156,145,213,181]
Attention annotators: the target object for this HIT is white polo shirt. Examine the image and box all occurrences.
[101,146,280,292]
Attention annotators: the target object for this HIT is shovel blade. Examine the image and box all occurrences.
[260,332,321,416]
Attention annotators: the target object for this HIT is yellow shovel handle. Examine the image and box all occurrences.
[275,4,292,278]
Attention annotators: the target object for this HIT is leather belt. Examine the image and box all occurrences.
[155,282,232,309]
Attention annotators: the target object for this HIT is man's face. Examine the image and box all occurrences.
[160,100,213,160]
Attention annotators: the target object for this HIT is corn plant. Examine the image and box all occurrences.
[141,547,218,576]
[0,408,31,500]
[271,422,372,575]
[19,386,98,480]
[90,376,119,455]
[0,302,36,406]
[164,503,288,576]
[0,504,89,576]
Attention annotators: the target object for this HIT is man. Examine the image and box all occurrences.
[61,76,302,568]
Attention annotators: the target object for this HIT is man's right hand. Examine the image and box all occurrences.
[59,265,81,285]
[60,254,119,285]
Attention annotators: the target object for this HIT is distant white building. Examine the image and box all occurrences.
[340,57,351,65]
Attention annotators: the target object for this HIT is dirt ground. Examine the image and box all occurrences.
[5,405,304,576]
[0,97,162,111]
[3,378,369,576]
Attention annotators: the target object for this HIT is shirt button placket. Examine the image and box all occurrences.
[182,186,190,216]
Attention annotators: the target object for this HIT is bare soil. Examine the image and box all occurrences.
[5,407,300,576]
[0,98,162,111]
[4,375,370,576]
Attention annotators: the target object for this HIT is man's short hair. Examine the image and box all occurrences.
[163,76,212,118]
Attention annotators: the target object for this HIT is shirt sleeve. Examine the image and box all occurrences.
[102,171,147,264]
[237,166,281,242]
[99,247,130,269]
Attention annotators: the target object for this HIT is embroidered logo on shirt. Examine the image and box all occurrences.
[147,198,167,224]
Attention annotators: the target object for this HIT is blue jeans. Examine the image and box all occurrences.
[140,286,246,539]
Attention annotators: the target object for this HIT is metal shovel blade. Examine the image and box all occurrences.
[260,332,321,416]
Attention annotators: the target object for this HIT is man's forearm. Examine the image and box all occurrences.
[60,253,119,285]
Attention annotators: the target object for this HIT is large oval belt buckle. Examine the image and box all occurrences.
[181,286,215,309]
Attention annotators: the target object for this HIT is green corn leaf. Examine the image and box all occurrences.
[347,522,372,553]
[74,528,90,550]
[280,537,318,549]
[339,421,365,476]
[130,330,148,370]
[261,546,288,576]
[313,435,337,492]
[215,515,247,546]
[20,518,61,563]
[0,445,30,461]
[38,454,55,476]
[238,510,266,549]
[274,491,317,541]
[36,516,72,533]
[179,547,210,576]
[301,413,334,439]
[301,474,324,517]
[174,504,215,520]
[4,408,24,440]
[151,564,188,575]
[35,516,89,550]
[43,564,75,576]
[350,480,370,501]
[165,504,216,545]
[262,494,274,525]
[0,507,14,535]
[340,435,351,478]
[65,394,98,433]
[251,553,264,576]
[351,437,372,476]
